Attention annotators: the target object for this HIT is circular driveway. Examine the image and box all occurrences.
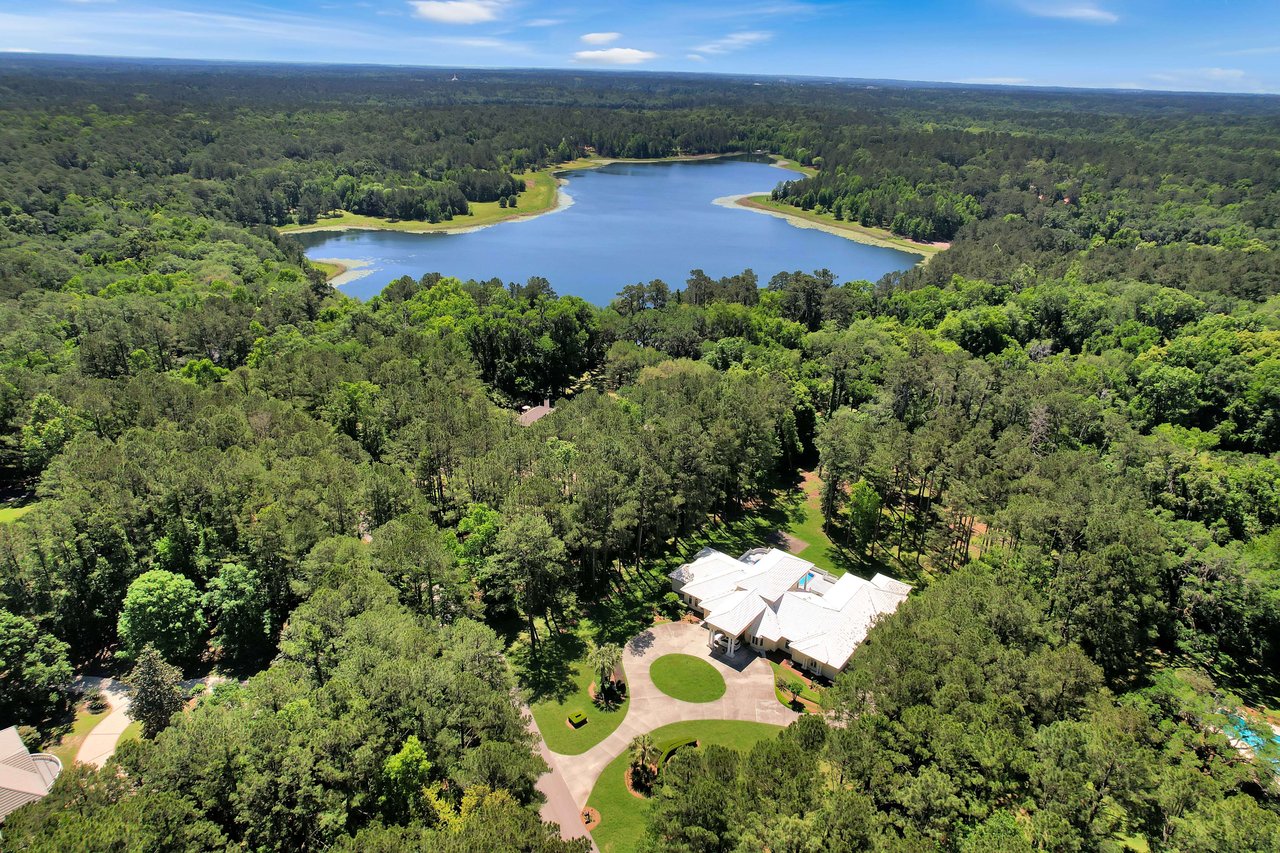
[545,620,799,808]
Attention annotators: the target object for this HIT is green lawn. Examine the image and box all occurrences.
[648,654,725,703]
[529,659,630,755]
[0,503,36,524]
[44,702,109,766]
[785,482,847,576]
[119,720,142,745]
[587,720,784,853]
[767,659,824,706]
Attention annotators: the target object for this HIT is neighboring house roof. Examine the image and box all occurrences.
[676,548,911,673]
[0,726,61,821]
[517,399,554,426]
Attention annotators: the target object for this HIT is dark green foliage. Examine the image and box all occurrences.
[126,645,184,740]
[0,609,72,733]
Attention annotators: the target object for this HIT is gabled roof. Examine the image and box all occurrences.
[706,594,767,637]
[668,548,743,587]
[0,726,60,821]
[750,550,813,603]
[673,546,912,673]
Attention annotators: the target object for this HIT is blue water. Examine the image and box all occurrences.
[294,157,923,305]
[1228,714,1280,770]
[802,572,815,587]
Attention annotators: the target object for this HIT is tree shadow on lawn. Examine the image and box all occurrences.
[510,623,588,705]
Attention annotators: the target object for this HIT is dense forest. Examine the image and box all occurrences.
[0,56,1279,851]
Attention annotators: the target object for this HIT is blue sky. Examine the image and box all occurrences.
[2,0,1278,93]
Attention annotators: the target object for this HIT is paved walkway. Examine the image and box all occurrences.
[72,674,227,768]
[526,709,599,850]
[73,676,133,768]
[546,621,799,809]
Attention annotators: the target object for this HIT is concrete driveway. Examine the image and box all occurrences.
[545,620,799,809]
[73,676,133,768]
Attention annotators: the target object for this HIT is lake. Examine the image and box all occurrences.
[294,157,923,304]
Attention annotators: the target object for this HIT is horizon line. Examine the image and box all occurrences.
[1,50,1278,99]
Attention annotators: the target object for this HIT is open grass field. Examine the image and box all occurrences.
[587,720,784,853]
[648,654,726,703]
[529,658,630,755]
[281,169,561,235]
[738,195,945,259]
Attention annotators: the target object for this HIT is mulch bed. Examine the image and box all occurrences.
[581,806,601,830]
[624,768,652,799]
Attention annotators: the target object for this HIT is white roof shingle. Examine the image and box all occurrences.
[677,548,911,673]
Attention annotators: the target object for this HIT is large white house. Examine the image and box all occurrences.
[669,547,911,680]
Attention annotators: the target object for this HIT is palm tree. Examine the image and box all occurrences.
[588,642,623,693]
[629,734,659,791]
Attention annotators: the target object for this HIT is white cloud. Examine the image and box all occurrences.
[424,35,530,52]
[1019,2,1118,24]
[1202,67,1246,80]
[694,30,771,54]
[580,32,621,45]
[687,53,705,62]
[526,18,563,27]
[408,0,506,25]
[573,47,658,65]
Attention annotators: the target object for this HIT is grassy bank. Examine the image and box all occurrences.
[309,260,344,281]
[769,155,819,177]
[282,153,825,241]
[281,169,561,235]
[587,720,784,853]
[737,195,946,259]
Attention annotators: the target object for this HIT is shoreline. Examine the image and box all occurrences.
[720,194,947,261]
[311,257,374,286]
[281,151,798,238]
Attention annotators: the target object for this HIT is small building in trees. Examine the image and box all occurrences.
[0,726,61,821]
[517,398,554,426]
[669,547,910,680]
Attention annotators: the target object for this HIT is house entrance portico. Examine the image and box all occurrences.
[707,627,741,656]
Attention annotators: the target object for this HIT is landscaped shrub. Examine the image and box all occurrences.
[568,710,588,728]
[84,689,109,714]
[657,737,698,769]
